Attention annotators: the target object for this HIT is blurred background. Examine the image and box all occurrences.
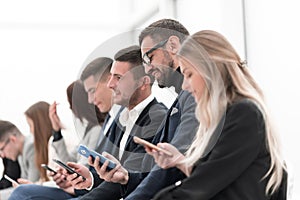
[0,0,299,198]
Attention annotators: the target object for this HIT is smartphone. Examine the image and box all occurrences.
[52,159,86,181]
[4,174,19,186]
[41,164,57,175]
[77,145,116,171]
[133,136,173,157]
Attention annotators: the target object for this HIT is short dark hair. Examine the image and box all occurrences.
[0,120,20,142]
[139,18,190,45]
[80,57,113,83]
[114,45,143,67]
[114,45,151,80]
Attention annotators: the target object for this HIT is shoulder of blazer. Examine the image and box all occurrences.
[135,98,167,126]
[201,99,262,158]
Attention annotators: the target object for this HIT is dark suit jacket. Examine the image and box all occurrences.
[153,99,287,200]
[79,98,168,200]
[124,90,198,200]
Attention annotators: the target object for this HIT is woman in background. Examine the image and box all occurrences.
[49,80,106,166]
[22,101,54,184]
[149,30,287,200]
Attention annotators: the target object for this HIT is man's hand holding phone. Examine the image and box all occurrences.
[63,162,93,190]
[90,152,129,185]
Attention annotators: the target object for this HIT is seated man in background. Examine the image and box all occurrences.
[0,120,39,199]
[0,120,39,182]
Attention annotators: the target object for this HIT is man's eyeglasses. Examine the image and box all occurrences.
[142,39,168,66]
[0,138,10,153]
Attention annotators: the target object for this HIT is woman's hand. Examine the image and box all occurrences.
[146,143,187,174]
[49,101,63,131]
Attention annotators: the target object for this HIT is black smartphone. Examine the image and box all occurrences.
[52,159,86,181]
[41,164,57,175]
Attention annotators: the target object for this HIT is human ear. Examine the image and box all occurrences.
[140,76,151,90]
[168,36,181,54]
[9,135,17,143]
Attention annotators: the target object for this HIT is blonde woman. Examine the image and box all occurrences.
[148,30,287,199]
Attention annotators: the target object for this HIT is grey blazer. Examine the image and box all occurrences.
[124,90,199,200]
[18,135,40,182]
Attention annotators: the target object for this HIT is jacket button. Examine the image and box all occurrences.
[175,181,182,186]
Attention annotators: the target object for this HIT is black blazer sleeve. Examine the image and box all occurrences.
[153,100,269,200]
[0,158,21,189]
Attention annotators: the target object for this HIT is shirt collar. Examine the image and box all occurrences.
[119,94,154,127]
[109,104,122,120]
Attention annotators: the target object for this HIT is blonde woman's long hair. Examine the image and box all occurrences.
[179,30,285,195]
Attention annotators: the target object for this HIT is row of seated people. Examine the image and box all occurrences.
[0,79,105,198]
[1,18,288,200]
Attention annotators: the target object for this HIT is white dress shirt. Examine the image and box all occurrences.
[118,94,154,159]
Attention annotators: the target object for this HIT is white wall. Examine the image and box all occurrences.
[0,0,121,137]
[245,1,300,198]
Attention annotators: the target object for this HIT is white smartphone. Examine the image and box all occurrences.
[4,174,19,186]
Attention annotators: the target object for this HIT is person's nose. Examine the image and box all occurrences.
[107,76,116,89]
[182,78,191,92]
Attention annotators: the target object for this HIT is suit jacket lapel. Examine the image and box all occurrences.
[123,98,159,151]
[201,113,226,158]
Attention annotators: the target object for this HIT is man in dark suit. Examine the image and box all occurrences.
[64,45,167,200]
